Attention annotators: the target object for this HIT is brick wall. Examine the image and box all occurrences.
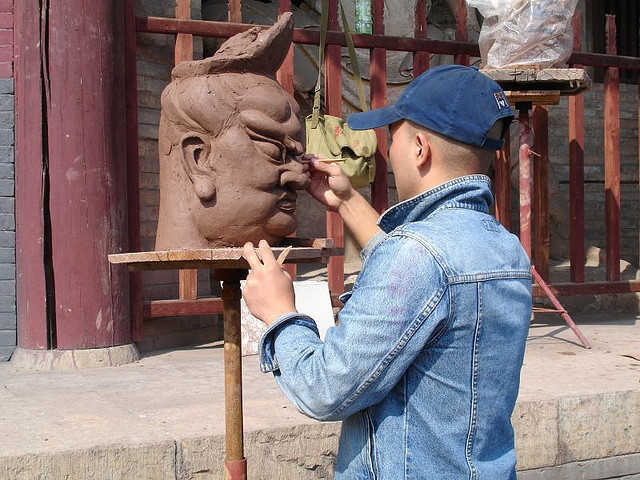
[0,0,14,361]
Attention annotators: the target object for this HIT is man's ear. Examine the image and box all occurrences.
[179,133,216,201]
[414,130,432,170]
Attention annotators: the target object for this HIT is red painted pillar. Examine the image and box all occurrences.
[15,0,130,349]
[325,0,344,297]
[370,0,388,214]
[14,0,48,349]
[603,15,620,282]
[568,11,585,283]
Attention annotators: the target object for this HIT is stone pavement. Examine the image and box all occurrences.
[0,313,639,479]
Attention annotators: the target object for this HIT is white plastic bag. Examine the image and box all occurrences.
[468,0,579,69]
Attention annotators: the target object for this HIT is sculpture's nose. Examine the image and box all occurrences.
[280,161,309,191]
[279,137,308,190]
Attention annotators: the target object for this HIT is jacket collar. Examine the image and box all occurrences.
[378,174,493,233]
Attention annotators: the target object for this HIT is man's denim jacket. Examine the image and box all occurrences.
[260,175,532,479]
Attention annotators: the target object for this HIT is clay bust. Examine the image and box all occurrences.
[155,13,309,250]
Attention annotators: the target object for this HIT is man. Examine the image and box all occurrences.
[242,65,532,479]
[155,13,309,250]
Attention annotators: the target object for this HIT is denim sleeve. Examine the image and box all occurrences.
[259,232,449,422]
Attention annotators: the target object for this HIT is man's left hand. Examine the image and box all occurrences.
[242,240,297,327]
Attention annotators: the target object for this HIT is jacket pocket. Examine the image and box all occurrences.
[363,410,379,480]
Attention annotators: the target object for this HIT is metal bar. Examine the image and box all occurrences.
[532,280,640,296]
[518,107,532,259]
[604,15,621,281]
[532,106,549,281]
[325,0,345,296]
[413,0,429,76]
[568,11,585,283]
[531,267,591,349]
[370,0,388,213]
[218,270,248,480]
[125,0,144,341]
[494,133,511,230]
[454,0,469,66]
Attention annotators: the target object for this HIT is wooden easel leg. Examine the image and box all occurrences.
[218,269,248,480]
[516,104,590,350]
[531,267,591,349]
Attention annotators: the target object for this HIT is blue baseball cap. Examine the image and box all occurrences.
[347,65,514,150]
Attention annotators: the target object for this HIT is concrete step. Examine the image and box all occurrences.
[1,313,639,479]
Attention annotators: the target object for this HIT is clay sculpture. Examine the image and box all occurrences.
[155,13,309,250]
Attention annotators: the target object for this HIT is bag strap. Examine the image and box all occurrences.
[340,2,368,112]
[311,0,368,128]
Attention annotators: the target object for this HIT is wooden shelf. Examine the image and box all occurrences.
[108,238,343,271]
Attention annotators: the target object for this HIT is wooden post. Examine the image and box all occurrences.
[494,133,511,230]
[14,0,49,349]
[326,0,344,296]
[125,0,144,341]
[174,0,200,302]
[370,0,388,214]
[44,0,130,349]
[568,11,585,283]
[518,106,532,259]
[175,0,193,65]
[217,269,248,480]
[277,0,297,280]
[227,0,241,24]
[604,15,621,281]
[454,0,469,66]
[532,106,550,281]
[413,0,429,77]
[276,0,295,95]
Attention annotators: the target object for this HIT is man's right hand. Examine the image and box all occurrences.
[303,154,382,250]
[304,154,354,212]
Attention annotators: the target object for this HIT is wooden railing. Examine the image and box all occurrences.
[125,1,640,337]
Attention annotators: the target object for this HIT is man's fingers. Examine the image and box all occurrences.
[309,157,344,176]
[258,239,278,267]
[242,242,262,270]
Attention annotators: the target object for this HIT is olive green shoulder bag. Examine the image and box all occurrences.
[305,0,377,189]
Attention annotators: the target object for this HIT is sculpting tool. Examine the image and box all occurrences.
[299,157,347,164]
[276,245,293,266]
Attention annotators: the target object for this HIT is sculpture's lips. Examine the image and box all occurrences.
[277,193,297,213]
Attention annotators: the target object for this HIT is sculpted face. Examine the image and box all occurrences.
[155,13,309,250]
[191,74,308,246]
[156,73,308,249]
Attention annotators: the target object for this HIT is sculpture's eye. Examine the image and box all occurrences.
[254,139,287,164]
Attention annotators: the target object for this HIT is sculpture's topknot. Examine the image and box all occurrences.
[171,12,294,80]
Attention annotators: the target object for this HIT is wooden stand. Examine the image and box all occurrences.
[483,69,591,348]
[109,239,342,480]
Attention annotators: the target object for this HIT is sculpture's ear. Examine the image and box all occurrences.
[179,133,216,201]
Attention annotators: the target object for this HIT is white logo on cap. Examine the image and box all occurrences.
[494,92,508,110]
